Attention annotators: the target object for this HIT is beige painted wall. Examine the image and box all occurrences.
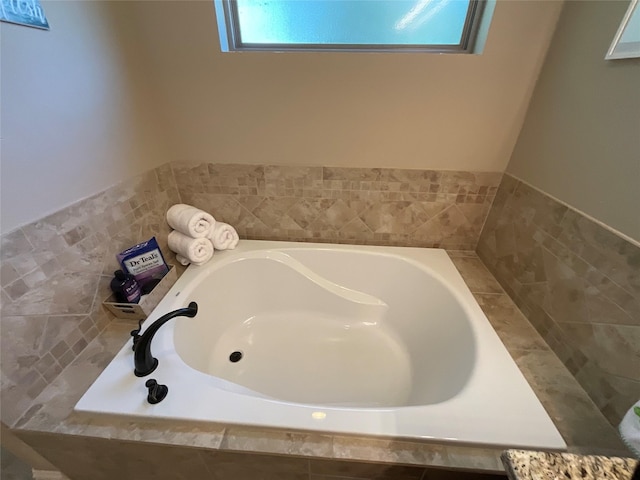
[1,1,564,235]
[128,0,562,171]
[507,1,640,241]
[0,1,171,234]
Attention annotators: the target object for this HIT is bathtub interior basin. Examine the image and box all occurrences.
[173,249,475,408]
[75,240,566,450]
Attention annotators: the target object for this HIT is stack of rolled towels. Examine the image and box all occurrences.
[166,204,239,266]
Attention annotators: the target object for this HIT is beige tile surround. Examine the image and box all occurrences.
[173,163,502,250]
[0,163,634,479]
[0,164,182,426]
[0,161,504,479]
[1,162,500,427]
[477,174,640,426]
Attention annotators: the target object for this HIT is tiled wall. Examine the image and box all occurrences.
[1,447,34,480]
[5,161,636,432]
[477,174,640,425]
[173,163,502,250]
[0,164,181,426]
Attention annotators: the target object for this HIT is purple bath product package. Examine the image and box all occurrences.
[117,237,169,293]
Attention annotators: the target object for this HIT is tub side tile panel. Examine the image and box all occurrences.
[221,427,333,458]
[422,470,507,480]
[310,458,425,479]
[15,431,213,480]
[477,173,640,425]
[199,450,310,478]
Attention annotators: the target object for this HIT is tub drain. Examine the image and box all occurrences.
[229,351,243,363]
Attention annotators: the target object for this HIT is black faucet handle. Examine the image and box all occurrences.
[145,379,168,404]
[130,319,144,351]
[130,329,141,351]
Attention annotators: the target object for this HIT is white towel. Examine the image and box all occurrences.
[167,230,214,266]
[166,204,215,239]
[619,400,640,459]
[208,222,239,250]
[175,254,193,266]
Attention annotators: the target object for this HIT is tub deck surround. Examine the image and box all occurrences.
[74,240,564,450]
[8,248,630,479]
[172,163,502,250]
[477,173,640,427]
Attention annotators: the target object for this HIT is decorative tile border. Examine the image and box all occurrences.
[172,163,502,250]
[0,164,181,426]
[477,173,640,425]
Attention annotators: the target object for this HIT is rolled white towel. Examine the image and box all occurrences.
[166,204,215,239]
[619,400,640,459]
[167,230,214,266]
[208,222,239,250]
[175,254,191,267]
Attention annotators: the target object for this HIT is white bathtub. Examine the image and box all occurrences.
[76,240,566,449]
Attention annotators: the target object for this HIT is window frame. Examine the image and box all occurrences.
[216,0,487,53]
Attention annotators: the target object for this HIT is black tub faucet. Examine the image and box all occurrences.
[131,302,198,377]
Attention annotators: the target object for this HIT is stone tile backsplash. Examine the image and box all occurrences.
[0,164,181,426]
[173,163,502,250]
[477,173,640,426]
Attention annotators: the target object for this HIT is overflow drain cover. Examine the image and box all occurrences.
[229,351,243,363]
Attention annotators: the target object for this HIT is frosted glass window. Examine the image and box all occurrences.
[215,0,487,53]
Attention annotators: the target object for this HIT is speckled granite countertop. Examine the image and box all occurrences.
[502,450,639,480]
[9,254,635,474]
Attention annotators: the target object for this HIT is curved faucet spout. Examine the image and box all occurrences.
[132,302,198,377]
